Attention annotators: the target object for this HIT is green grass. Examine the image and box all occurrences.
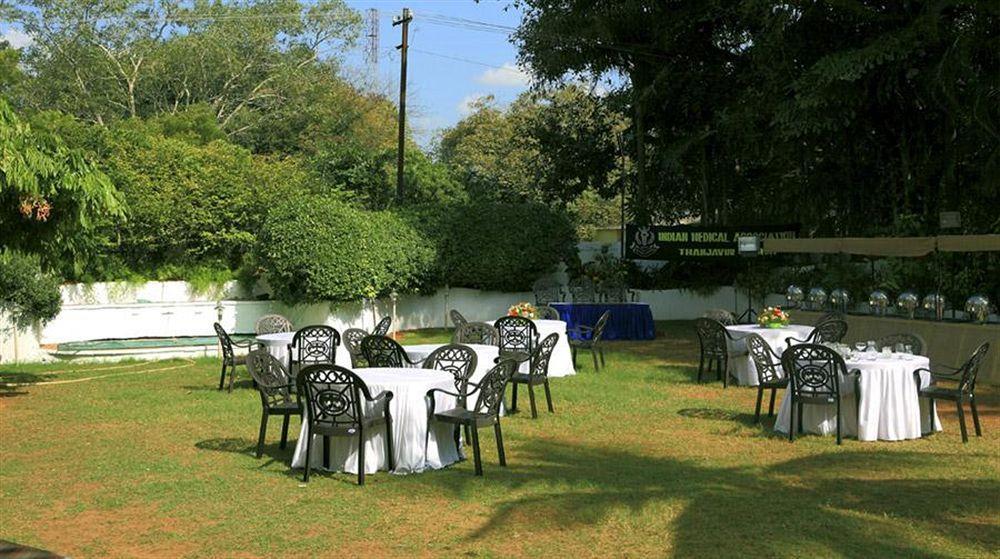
[1,321,997,558]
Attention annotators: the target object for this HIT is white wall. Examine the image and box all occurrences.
[1,280,759,363]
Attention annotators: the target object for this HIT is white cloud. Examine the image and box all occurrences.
[476,62,531,88]
[1,29,33,49]
[457,93,490,117]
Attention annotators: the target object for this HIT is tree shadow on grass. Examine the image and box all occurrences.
[421,441,999,557]
[0,370,56,397]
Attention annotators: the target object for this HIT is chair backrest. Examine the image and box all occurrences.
[537,305,561,320]
[213,322,235,363]
[360,335,408,368]
[529,333,559,379]
[449,309,468,327]
[599,279,629,303]
[471,360,517,416]
[423,344,477,394]
[874,332,926,356]
[373,316,392,337]
[693,318,728,356]
[290,325,340,368]
[494,316,538,356]
[568,276,596,302]
[816,311,845,325]
[532,277,562,306]
[702,309,736,326]
[342,328,369,366]
[810,319,848,344]
[591,311,612,343]
[254,314,293,335]
[246,349,295,408]
[745,334,784,385]
[453,322,499,345]
[957,342,990,393]
[781,343,847,399]
[298,364,370,431]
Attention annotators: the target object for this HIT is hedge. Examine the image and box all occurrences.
[256,195,435,303]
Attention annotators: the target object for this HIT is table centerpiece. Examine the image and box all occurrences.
[508,302,538,319]
[757,306,791,328]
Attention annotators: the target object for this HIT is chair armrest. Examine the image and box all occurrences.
[367,390,392,404]
[785,336,808,345]
[232,338,257,348]
[915,366,961,382]
[427,387,462,400]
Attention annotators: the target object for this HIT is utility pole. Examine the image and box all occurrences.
[393,8,412,204]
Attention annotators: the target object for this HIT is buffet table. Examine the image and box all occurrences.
[550,302,655,341]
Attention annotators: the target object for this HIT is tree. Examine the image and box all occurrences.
[0,97,123,275]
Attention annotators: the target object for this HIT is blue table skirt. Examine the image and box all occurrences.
[550,302,655,341]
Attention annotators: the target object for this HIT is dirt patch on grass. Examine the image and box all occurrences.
[40,504,198,559]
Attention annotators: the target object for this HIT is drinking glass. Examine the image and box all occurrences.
[904,344,913,355]
[854,342,867,353]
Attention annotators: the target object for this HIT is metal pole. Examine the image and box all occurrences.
[393,8,412,203]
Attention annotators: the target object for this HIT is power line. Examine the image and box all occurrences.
[409,47,521,73]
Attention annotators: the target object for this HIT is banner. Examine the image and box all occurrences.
[625,224,800,260]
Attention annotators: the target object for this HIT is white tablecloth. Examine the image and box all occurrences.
[529,319,576,377]
[404,343,499,384]
[255,331,352,369]
[290,367,460,474]
[725,324,814,386]
[774,354,942,441]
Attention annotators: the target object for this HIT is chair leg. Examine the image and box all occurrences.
[543,380,554,413]
[323,436,330,470]
[928,397,935,434]
[256,411,268,458]
[303,427,312,482]
[510,383,519,413]
[970,395,982,437]
[385,411,395,471]
[494,422,506,467]
[956,399,968,443]
[571,346,578,367]
[599,348,605,367]
[698,354,705,383]
[471,426,483,476]
[463,425,471,446]
[227,362,237,393]
[528,383,538,419]
[721,357,728,388]
[788,395,795,442]
[357,425,365,486]
[218,362,227,390]
[754,386,764,423]
[797,401,804,435]
[453,426,462,456]
[591,348,599,371]
[836,397,842,445]
[279,415,289,450]
[768,388,777,417]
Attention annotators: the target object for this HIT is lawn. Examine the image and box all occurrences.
[1,321,998,558]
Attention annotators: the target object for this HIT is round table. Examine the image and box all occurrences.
[529,319,576,377]
[404,343,499,384]
[255,331,352,369]
[290,367,460,474]
[724,324,814,386]
[774,353,941,441]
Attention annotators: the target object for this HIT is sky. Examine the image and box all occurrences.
[0,0,530,147]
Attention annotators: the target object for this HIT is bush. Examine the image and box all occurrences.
[404,201,576,292]
[0,251,62,330]
[255,195,435,303]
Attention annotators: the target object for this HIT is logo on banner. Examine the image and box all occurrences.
[630,226,658,258]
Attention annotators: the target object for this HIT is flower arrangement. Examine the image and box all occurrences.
[757,306,790,328]
[508,301,537,319]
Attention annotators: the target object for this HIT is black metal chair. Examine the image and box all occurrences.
[342,328,369,367]
[254,314,293,335]
[914,342,990,443]
[537,305,561,320]
[510,333,559,418]
[452,322,499,345]
[702,309,737,326]
[360,335,423,368]
[568,276,596,302]
[288,325,340,376]
[213,322,257,392]
[494,316,538,368]
[450,309,468,327]
[298,364,393,485]
[373,316,392,337]
[786,318,848,346]
[245,349,302,458]
[569,310,611,371]
[532,277,563,306]
[745,333,789,423]
[781,343,861,445]
[693,318,742,388]
[427,360,517,476]
[874,332,926,356]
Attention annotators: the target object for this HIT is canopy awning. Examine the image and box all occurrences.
[764,234,1000,256]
